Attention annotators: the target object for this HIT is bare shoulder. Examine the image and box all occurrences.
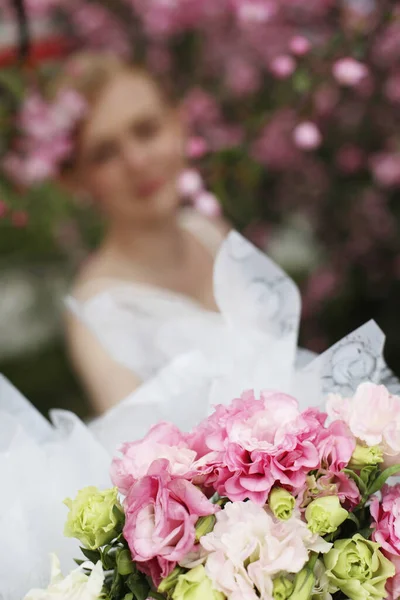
[69,249,118,303]
[180,208,232,255]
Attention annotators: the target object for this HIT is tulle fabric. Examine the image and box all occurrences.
[0,375,111,599]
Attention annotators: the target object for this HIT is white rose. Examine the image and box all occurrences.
[24,554,104,600]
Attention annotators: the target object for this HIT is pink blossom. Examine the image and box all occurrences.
[225,57,261,96]
[187,136,208,159]
[293,122,322,151]
[371,484,400,556]
[332,57,369,87]
[123,466,217,585]
[111,422,196,496]
[182,88,221,128]
[208,124,244,151]
[335,144,365,174]
[146,44,172,74]
[302,267,340,311]
[4,87,86,186]
[177,169,204,197]
[327,383,400,468]
[370,153,400,188]
[314,85,340,116]
[384,73,400,104]
[194,191,222,218]
[11,211,29,228]
[52,89,87,129]
[251,110,301,170]
[234,0,276,25]
[189,390,322,504]
[269,55,296,79]
[71,4,130,56]
[289,36,311,56]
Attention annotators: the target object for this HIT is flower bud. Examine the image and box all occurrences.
[305,496,348,536]
[269,488,296,521]
[349,444,383,470]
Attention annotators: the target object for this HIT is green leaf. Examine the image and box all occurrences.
[0,69,25,99]
[346,512,360,528]
[80,547,101,563]
[148,592,166,600]
[358,527,373,540]
[110,572,124,599]
[102,548,116,570]
[123,595,134,600]
[113,503,126,524]
[344,469,367,495]
[360,465,380,487]
[368,464,400,495]
[126,574,150,600]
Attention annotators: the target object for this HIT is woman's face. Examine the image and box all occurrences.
[76,71,185,225]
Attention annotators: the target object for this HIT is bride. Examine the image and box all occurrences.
[60,52,230,414]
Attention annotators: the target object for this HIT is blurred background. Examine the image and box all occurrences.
[0,0,399,418]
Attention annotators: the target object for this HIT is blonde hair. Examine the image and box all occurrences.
[50,51,172,106]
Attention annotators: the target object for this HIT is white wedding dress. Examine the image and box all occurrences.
[1,230,399,599]
[65,228,398,452]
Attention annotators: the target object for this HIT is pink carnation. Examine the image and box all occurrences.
[189,390,322,504]
[111,422,196,496]
[327,383,400,468]
[315,420,356,473]
[371,484,400,556]
[386,555,400,600]
[123,464,218,585]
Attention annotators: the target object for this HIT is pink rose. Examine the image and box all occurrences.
[111,422,196,495]
[327,383,400,468]
[123,464,218,584]
[371,484,400,556]
[189,391,322,504]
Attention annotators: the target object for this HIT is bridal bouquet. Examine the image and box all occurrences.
[24,382,400,600]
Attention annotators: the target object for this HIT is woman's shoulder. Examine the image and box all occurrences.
[68,250,120,303]
[179,208,231,257]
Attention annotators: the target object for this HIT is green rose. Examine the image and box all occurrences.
[269,487,296,521]
[349,444,383,470]
[305,496,348,535]
[273,576,293,599]
[172,565,225,600]
[64,486,123,550]
[324,534,395,600]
